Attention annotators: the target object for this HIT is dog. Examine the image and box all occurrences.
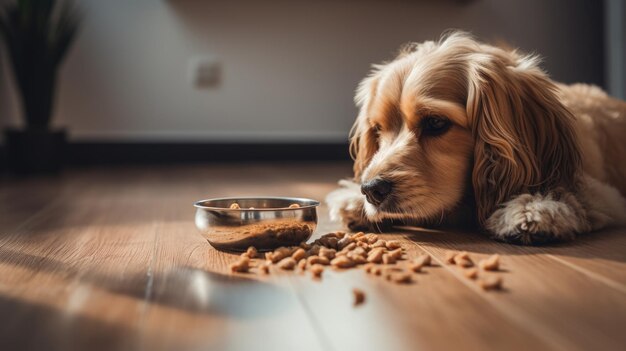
[326,31,626,245]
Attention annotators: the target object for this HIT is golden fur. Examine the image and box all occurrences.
[327,32,626,245]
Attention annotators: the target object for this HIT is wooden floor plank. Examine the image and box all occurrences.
[136,178,328,351]
[398,227,626,351]
[0,163,624,351]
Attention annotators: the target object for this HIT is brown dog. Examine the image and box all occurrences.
[327,32,626,245]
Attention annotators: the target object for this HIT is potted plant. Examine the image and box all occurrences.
[0,0,79,173]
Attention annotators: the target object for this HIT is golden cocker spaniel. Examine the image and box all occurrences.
[327,32,626,245]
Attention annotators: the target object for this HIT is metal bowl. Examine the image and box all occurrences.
[194,196,320,252]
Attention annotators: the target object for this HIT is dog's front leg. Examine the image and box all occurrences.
[485,192,590,245]
[326,179,375,231]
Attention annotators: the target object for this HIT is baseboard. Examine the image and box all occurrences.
[64,141,351,165]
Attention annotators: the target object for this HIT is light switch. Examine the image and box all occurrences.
[189,55,221,89]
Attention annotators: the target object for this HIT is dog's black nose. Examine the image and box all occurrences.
[361,178,393,206]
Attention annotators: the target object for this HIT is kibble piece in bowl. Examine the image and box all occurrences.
[288,203,301,208]
[229,203,241,209]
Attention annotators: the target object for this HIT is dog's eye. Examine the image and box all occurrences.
[421,116,451,136]
[372,123,382,134]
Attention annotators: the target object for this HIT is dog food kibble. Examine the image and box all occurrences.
[325,237,339,250]
[382,253,396,265]
[347,251,367,264]
[341,242,357,253]
[367,248,385,263]
[464,267,479,280]
[386,240,401,250]
[478,276,503,291]
[479,254,500,271]
[445,251,457,264]
[292,248,306,261]
[229,203,241,209]
[230,257,250,273]
[416,254,431,266]
[232,233,509,302]
[409,255,431,272]
[444,250,505,291]
[242,246,257,259]
[388,248,403,260]
[337,237,353,250]
[371,240,386,248]
[454,252,474,267]
[258,262,270,274]
[310,264,324,278]
[297,258,307,271]
[307,255,330,265]
[391,272,412,284]
[353,288,366,306]
[277,257,297,270]
[288,203,301,208]
[319,247,336,260]
[269,247,295,263]
[331,255,355,268]
[456,256,474,268]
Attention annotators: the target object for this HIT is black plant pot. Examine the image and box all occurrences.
[4,128,67,174]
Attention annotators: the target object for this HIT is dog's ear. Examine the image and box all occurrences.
[467,53,582,226]
[350,73,380,180]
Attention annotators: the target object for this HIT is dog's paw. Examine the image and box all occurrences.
[326,180,372,230]
[486,193,589,245]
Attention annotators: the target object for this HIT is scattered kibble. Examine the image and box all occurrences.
[464,267,479,280]
[277,257,297,270]
[382,253,396,265]
[478,276,503,291]
[230,234,507,302]
[353,288,366,306]
[319,247,336,260]
[258,262,270,275]
[230,257,249,273]
[444,250,505,291]
[307,255,330,266]
[367,248,384,263]
[331,255,355,269]
[310,264,324,278]
[391,272,412,284]
[385,240,401,250]
[388,248,403,260]
[297,258,307,271]
[479,254,500,271]
[292,248,306,262]
[445,251,457,264]
[454,252,474,268]
[241,246,258,259]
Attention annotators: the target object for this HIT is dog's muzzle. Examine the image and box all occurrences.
[361,178,393,206]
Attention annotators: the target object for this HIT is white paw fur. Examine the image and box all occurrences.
[325,180,370,229]
[486,192,590,244]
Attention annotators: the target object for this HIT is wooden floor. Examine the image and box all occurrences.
[0,163,625,351]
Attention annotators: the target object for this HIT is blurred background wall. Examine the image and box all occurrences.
[0,0,606,145]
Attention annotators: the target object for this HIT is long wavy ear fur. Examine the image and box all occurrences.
[467,52,582,226]
[350,73,380,180]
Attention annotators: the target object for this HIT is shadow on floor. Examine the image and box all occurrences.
[396,225,626,263]
[0,246,291,319]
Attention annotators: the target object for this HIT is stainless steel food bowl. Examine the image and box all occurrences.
[194,196,320,252]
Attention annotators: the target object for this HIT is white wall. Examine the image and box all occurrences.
[0,0,604,143]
